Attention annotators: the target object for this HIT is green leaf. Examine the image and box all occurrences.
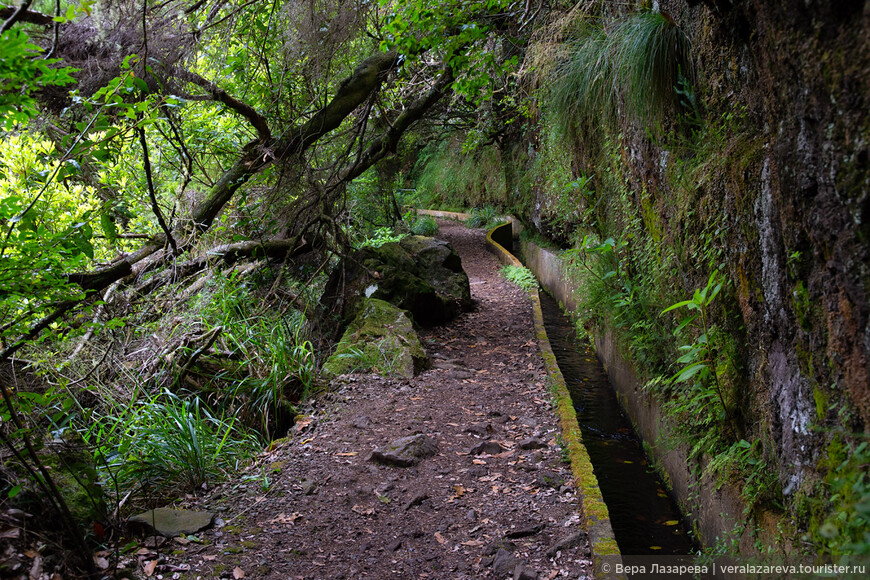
[672,362,707,383]
[132,77,149,93]
[662,299,694,314]
[100,212,118,242]
[7,484,22,499]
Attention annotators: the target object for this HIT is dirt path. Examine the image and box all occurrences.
[156,220,593,579]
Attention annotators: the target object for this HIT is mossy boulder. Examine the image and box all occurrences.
[321,236,472,327]
[322,298,428,378]
[7,441,106,526]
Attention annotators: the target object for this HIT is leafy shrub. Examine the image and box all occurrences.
[359,226,406,248]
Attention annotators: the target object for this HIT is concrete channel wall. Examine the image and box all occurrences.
[518,238,782,555]
[485,223,623,574]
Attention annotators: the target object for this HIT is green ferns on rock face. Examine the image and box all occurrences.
[551,11,693,133]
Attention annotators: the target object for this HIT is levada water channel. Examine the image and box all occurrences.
[538,292,696,555]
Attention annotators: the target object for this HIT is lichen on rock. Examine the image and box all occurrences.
[322,298,428,378]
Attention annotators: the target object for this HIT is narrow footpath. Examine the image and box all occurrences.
[158,220,593,579]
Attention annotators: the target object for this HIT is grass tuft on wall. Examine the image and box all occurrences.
[551,10,693,134]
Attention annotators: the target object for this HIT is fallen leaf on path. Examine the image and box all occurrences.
[267,512,303,524]
[233,566,246,578]
[448,484,469,502]
[294,416,313,429]
[352,505,375,516]
[29,555,42,578]
[434,532,447,544]
[461,540,484,547]
[143,560,157,577]
[336,452,358,456]
[472,459,486,465]
[203,555,217,561]
[93,556,109,570]
[0,527,19,539]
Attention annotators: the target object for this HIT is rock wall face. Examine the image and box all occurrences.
[660,0,869,483]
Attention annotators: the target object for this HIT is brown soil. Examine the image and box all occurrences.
[145,220,592,579]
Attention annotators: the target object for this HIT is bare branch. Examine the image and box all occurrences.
[137,125,178,254]
[340,65,454,183]
[190,51,399,231]
[1,1,49,32]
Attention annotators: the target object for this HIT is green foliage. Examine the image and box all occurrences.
[807,435,870,555]
[0,133,104,343]
[409,215,438,236]
[358,226,406,248]
[465,206,502,229]
[706,439,781,513]
[551,10,693,134]
[82,390,258,494]
[500,264,538,293]
[661,271,733,427]
[0,29,76,129]
[346,169,405,233]
[379,0,518,105]
[414,138,506,209]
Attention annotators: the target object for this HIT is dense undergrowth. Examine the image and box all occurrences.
[0,148,450,572]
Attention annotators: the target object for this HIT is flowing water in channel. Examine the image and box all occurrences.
[539,292,696,556]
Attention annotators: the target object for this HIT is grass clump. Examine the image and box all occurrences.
[465,206,502,229]
[192,272,317,439]
[81,390,258,496]
[410,215,439,236]
[551,10,693,134]
[500,264,538,293]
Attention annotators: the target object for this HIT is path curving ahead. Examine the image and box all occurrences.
[159,220,593,579]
